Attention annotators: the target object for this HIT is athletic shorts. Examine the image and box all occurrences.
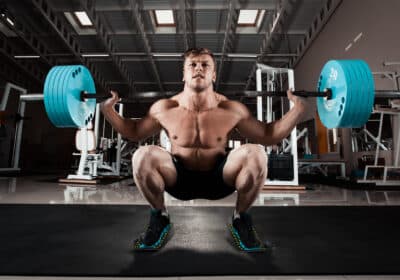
[165,154,236,200]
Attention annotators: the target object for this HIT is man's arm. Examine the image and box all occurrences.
[234,90,309,146]
[100,91,163,142]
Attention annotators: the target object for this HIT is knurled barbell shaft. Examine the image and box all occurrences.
[80,89,333,102]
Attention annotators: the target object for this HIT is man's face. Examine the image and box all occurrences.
[183,54,216,92]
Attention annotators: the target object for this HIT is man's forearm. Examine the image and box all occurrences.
[263,104,305,145]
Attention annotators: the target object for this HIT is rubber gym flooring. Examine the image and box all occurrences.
[1,175,400,280]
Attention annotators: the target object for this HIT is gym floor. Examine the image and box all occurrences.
[1,175,400,280]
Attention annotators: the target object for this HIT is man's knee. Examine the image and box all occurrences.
[132,145,161,170]
[239,144,268,167]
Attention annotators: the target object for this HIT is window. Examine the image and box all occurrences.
[153,10,175,27]
[73,11,93,27]
[237,10,264,27]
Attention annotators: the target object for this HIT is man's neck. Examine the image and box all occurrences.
[181,86,217,112]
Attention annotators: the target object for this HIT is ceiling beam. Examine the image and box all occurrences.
[289,0,342,68]
[178,0,195,50]
[91,2,277,12]
[80,0,137,94]
[216,0,239,90]
[244,0,296,90]
[31,0,108,92]
[128,0,164,92]
[0,31,44,86]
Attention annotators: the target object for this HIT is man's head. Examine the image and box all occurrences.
[182,47,216,93]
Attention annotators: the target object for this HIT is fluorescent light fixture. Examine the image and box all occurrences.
[238,10,259,25]
[14,55,40,58]
[227,53,257,58]
[81,53,109,57]
[153,53,181,57]
[154,10,175,25]
[6,17,14,26]
[74,11,93,27]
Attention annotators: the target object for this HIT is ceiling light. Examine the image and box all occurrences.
[227,53,257,58]
[238,10,259,25]
[74,11,93,27]
[6,17,14,26]
[153,53,181,57]
[81,53,109,57]
[154,10,175,25]
[14,55,40,58]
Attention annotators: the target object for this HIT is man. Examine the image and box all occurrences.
[101,47,308,252]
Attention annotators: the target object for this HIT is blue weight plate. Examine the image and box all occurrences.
[64,65,96,128]
[76,66,96,127]
[358,60,375,126]
[45,66,62,126]
[351,60,369,127]
[353,60,367,127]
[337,60,356,127]
[317,60,351,128]
[343,60,362,127]
[52,66,66,127]
[61,66,77,127]
[54,66,70,127]
[59,66,74,127]
[44,66,60,126]
[43,67,55,126]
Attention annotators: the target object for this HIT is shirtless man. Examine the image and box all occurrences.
[101,47,308,252]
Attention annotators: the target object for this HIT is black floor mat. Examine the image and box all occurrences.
[0,205,400,276]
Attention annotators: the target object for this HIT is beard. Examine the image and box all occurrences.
[189,77,212,92]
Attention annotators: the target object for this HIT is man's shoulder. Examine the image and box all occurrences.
[218,97,249,115]
[149,98,179,115]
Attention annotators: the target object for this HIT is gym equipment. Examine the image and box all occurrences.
[42,59,400,129]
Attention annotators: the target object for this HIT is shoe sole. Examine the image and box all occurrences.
[133,223,173,251]
[228,223,268,253]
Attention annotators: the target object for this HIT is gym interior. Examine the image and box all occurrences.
[1,0,400,279]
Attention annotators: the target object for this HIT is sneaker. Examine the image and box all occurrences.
[133,209,172,251]
[228,212,267,252]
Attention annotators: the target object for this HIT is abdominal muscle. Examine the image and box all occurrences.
[171,145,227,171]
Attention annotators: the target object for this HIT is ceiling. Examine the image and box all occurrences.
[0,0,335,114]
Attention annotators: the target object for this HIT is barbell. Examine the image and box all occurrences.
[42,59,400,129]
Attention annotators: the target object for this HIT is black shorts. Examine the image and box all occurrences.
[165,154,236,200]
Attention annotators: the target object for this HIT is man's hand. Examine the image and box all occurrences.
[100,90,121,112]
[287,89,311,122]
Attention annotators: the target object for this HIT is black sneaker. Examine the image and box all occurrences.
[133,209,172,251]
[228,212,267,252]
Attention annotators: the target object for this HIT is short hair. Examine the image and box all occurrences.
[183,47,216,68]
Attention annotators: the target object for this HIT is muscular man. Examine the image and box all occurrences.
[101,47,308,252]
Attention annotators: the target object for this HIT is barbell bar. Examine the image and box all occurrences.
[41,59,400,129]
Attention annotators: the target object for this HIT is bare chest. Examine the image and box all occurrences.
[159,108,237,148]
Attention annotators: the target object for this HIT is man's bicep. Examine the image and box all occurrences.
[235,115,268,143]
[135,115,162,140]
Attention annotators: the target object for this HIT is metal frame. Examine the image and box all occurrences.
[129,0,164,92]
[31,0,108,92]
[256,63,299,186]
[245,0,294,90]
[0,83,28,172]
[178,0,194,50]
[80,0,137,94]
[215,0,239,90]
